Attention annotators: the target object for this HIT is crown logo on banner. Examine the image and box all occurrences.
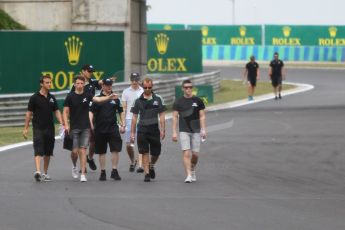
[282,26,291,37]
[164,25,172,30]
[239,26,247,37]
[64,36,83,66]
[155,33,169,55]
[328,26,337,38]
[201,26,209,37]
[192,87,198,96]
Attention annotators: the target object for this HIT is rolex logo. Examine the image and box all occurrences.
[328,26,337,38]
[282,26,291,37]
[155,33,169,55]
[239,26,247,37]
[164,25,172,30]
[192,87,198,96]
[64,36,83,66]
[201,26,209,37]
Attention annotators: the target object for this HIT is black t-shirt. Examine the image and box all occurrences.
[270,59,284,77]
[131,93,166,132]
[90,92,123,133]
[64,91,93,130]
[28,92,59,130]
[173,96,205,133]
[246,61,259,79]
[70,78,100,96]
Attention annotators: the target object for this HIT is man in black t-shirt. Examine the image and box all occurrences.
[23,75,65,182]
[269,52,286,100]
[63,76,117,182]
[71,64,101,171]
[243,55,260,101]
[90,78,125,181]
[130,78,166,182]
[172,80,206,183]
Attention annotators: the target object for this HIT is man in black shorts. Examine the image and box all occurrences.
[269,52,286,100]
[172,80,207,183]
[63,76,117,182]
[130,78,166,182]
[23,75,65,182]
[90,78,125,181]
[243,55,260,101]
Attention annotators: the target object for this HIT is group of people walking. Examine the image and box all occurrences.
[23,64,207,184]
[243,52,286,101]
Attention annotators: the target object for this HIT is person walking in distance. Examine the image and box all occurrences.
[268,52,286,100]
[90,78,125,181]
[243,55,260,101]
[63,76,117,182]
[23,75,65,182]
[172,80,207,183]
[130,78,166,182]
[121,73,144,173]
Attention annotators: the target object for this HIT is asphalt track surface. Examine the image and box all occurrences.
[1,66,345,230]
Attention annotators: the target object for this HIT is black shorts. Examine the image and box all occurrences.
[248,77,257,87]
[33,128,55,156]
[95,131,122,154]
[137,130,161,156]
[271,75,282,87]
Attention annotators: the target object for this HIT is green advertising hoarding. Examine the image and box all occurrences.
[0,31,124,94]
[175,85,213,105]
[187,25,262,45]
[148,24,185,30]
[265,25,345,46]
[147,30,202,73]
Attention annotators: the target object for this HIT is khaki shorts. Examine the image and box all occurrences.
[179,132,201,153]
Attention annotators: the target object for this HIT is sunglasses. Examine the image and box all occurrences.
[143,87,152,89]
[183,86,193,89]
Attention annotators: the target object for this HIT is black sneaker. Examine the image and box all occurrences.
[144,174,151,182]
[34,171,41,182]
[99,170,106,181]
[87,157,97,171]
[110,169,121,180]
[149,166,155,179]
[129,164,135,172]
[278,94,282,99]
[275,96,278,100]
[136,167,144,173]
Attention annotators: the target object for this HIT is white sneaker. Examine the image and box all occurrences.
[191,170,197,182]
[72,167,79,179]
[42,174,52,182]
[80,174,87,182]
[184,175,192,183]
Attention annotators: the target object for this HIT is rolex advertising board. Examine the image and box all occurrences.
[265,25,345,46]
[0,31,124,94]
[187,25,262,45]
[147,30,202,73]
[148,24,186,30]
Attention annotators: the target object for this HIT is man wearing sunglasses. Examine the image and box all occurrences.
[130,78,166,182]
[172,80,206,183]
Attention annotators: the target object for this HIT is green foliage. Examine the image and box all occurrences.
[0,8,26,30]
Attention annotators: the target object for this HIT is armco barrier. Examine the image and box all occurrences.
[203,45,345,62]
[0,71,220,127]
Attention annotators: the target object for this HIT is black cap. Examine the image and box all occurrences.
[102,78,113,86]
[82,64,95,72]
[130,72,140,81]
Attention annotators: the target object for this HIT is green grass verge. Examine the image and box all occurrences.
[0,80,295,147]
